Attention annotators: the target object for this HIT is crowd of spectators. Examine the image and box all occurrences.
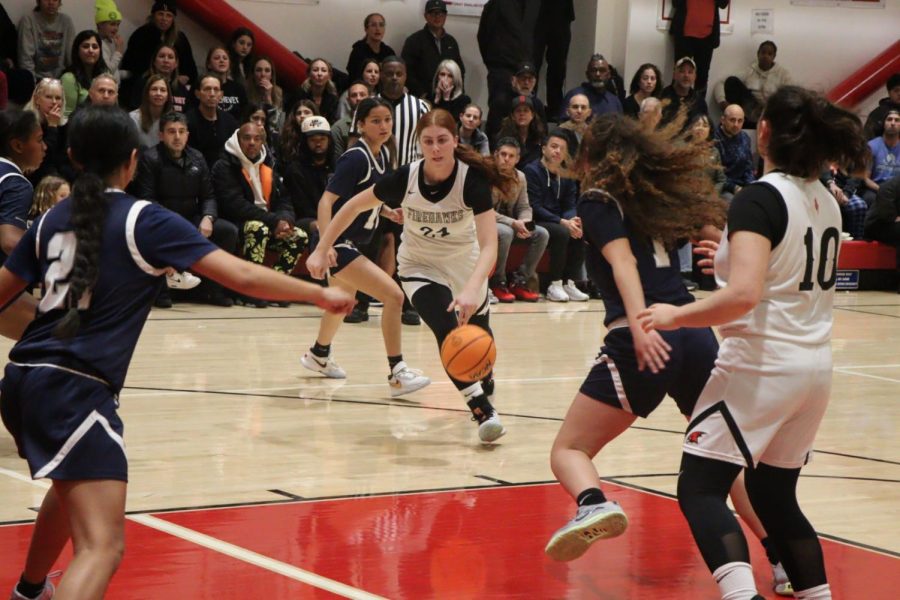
[1,0,898,308]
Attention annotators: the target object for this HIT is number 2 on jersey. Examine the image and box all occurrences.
[799,227,839,291]
[41,231,89,311]
[420,226,450,239]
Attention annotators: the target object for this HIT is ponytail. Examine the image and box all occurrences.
[53,173,110,339]
[762,85,870,179]
[53,105,139,339]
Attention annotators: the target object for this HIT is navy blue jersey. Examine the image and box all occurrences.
[325,140,390,245]
[579,193,694,327]
[0,158,34,264]
[4,191,217,391]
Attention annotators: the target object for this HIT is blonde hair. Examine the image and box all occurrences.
[24,78,68,126]
[30,176,68,218]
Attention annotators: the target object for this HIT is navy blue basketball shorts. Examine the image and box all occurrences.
[0,363,127,481]
[329,240,364,276]
[579,326,719,418]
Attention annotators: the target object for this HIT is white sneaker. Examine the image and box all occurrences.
[476,411,506,443]
[544,501,629,561]
[9,571,59,600]
[546,280,569,302]
[300,351,346,379]
[563,280,589,302]
[488,289,499,305]
[772,562,793,596]
[166,271,201,290]
[388,362,431,397]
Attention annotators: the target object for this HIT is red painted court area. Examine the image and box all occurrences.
[1,482,897,599]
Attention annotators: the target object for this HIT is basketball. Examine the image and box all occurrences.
[440,324,496,383]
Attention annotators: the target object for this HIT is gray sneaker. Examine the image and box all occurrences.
[544,501,628,561]
[772,562,793,596]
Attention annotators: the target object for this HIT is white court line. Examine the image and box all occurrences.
[834,369,900,385]
[834,364,900,370]
[129,514,387,599]
[0,468,387,599]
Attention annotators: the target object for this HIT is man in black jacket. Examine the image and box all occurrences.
[131,112,238,306]
[186,75,239,168]
[478,0,539,142]
[401,0,465,98]
[212,122,305,307]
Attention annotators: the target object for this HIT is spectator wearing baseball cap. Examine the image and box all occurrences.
[121,0,198,100]
[497,95,545,169]
[282,115,336,239]
[509,61,547,124]
[401,0,465,98]
[660,55,709,127]
[560,54,623,123]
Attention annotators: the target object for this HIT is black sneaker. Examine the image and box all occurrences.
[401,308,421,326]
[154,289,173,309]
[343,306,369,323]
[206,291,234,307]
[682,276,699,291]
[235,294,268,308]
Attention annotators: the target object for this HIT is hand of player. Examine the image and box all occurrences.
[381,206,404,224]
[199,216,214,238]
[637,303,680,333]
[316,287,356,315]
[448,288,480,326]
[513,220,531,238]
[631,325,672,374]
[692,240,719,275]
[306,247,336,280]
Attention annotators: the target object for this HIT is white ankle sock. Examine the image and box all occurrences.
[461,382,484,400]
[712,561,757,600]
[794,583,832,599]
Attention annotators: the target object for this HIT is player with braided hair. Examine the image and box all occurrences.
[1,105,354,600]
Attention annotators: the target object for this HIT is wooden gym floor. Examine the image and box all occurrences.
[0,290,898,598]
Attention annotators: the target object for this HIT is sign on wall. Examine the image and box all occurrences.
[443,0,488,17]
[656,0,733,34]
[790,1,883,6]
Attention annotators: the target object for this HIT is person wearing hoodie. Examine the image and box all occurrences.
[713,40,792,128]
[211,122,305,307]
[18,0,76,82]
[864,73,900,140]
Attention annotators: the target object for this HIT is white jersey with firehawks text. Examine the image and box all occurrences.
[396,159,486,303]
[714,171,841,346]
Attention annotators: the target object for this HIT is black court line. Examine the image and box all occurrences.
[835,307,900,320]
[268,489,305,500]
[815,450,900,466]
[474,475,513,485]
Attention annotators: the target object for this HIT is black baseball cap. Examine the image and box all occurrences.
[516,62,537,77]
[425,0,448,13]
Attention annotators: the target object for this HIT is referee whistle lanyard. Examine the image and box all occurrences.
[545,164,561,201]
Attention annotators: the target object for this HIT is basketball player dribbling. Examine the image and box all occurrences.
[307,109,517,443]
[639,86,871,600]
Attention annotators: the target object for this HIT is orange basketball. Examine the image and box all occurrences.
[440,324,496,383]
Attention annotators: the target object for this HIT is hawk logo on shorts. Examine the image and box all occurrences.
[686,431,706,444]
